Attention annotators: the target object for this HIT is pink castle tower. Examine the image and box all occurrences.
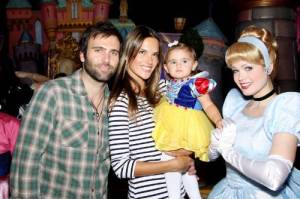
[93,0,112,23]
[6,0,33,57]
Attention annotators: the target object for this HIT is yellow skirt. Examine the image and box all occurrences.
[152,98,214,162]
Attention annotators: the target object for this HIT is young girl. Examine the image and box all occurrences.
[109,26,195,199]
[152,42,222,199]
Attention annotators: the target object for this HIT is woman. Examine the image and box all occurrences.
[208,26,300,198]
[109,26,195,198]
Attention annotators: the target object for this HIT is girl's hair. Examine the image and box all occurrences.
[164,42,197,64]
[110,25,163,116]
[225,26,278,80]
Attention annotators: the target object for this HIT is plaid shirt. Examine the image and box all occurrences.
[10,69,110,199]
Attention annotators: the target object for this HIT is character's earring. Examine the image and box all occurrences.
[265,64,273,75]
[264,65,271,75]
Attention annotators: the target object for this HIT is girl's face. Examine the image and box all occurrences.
[164,48,197,80]
[128,37,159,87]
[231,60,271,97]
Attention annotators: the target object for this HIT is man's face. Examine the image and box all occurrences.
[80,35,121,82]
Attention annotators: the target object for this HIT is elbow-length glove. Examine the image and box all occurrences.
[208,128,221,161]
[217,119,293,191]
[208,118,236,161]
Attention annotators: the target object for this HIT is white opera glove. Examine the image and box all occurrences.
[208,118,236,161]
[217,118,237,154]
[208,128,221,161]
[222,149,293,191]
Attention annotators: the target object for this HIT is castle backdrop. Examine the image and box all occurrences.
[0,0,299,94]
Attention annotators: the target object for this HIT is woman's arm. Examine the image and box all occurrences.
[109,99,134,179]
[218,93,300,191]
[270,133,297,161]
[134,155,194,177]
[109,97,195,179]
[198,94,222,128]
[217,121,297,191]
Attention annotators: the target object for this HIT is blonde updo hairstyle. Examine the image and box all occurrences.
[225,26,278,80]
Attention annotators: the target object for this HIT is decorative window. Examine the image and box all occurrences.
[35,20,43,45]
[71,1,78,19]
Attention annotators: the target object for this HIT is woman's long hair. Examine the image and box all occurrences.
[110,26,163,117]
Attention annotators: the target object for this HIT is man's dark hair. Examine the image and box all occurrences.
[79,21,123,56]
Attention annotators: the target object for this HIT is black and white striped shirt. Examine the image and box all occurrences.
[109,92,171,199]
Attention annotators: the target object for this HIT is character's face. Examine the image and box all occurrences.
[164,48,197,80]
[231,60,271,97]
[128,37,159,87]
[80,35,120,82]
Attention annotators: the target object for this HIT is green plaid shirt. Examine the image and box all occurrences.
[10,69,110,199]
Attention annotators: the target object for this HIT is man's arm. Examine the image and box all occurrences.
[10,83,56,199]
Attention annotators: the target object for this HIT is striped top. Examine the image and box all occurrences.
[109,90,185,198]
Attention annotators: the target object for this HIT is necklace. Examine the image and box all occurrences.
[91,94,104,121]
[252,89,276,101]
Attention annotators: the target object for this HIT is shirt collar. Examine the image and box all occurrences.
[70,68,110,98]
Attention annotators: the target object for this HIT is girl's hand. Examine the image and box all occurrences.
[216,119,223,129]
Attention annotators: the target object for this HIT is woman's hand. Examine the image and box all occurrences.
[165,148,193,156]
[171,156,196,175]
[217,118,236,154]
[165,149,196,174]
[208,128,222,160]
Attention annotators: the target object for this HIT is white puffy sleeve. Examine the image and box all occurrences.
[222,88,248,118]
[264,92,300,144]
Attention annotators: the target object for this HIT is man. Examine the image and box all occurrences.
[10,22,122,199]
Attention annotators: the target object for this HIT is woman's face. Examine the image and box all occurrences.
[128,37,159,87]
[231,60,271,97]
